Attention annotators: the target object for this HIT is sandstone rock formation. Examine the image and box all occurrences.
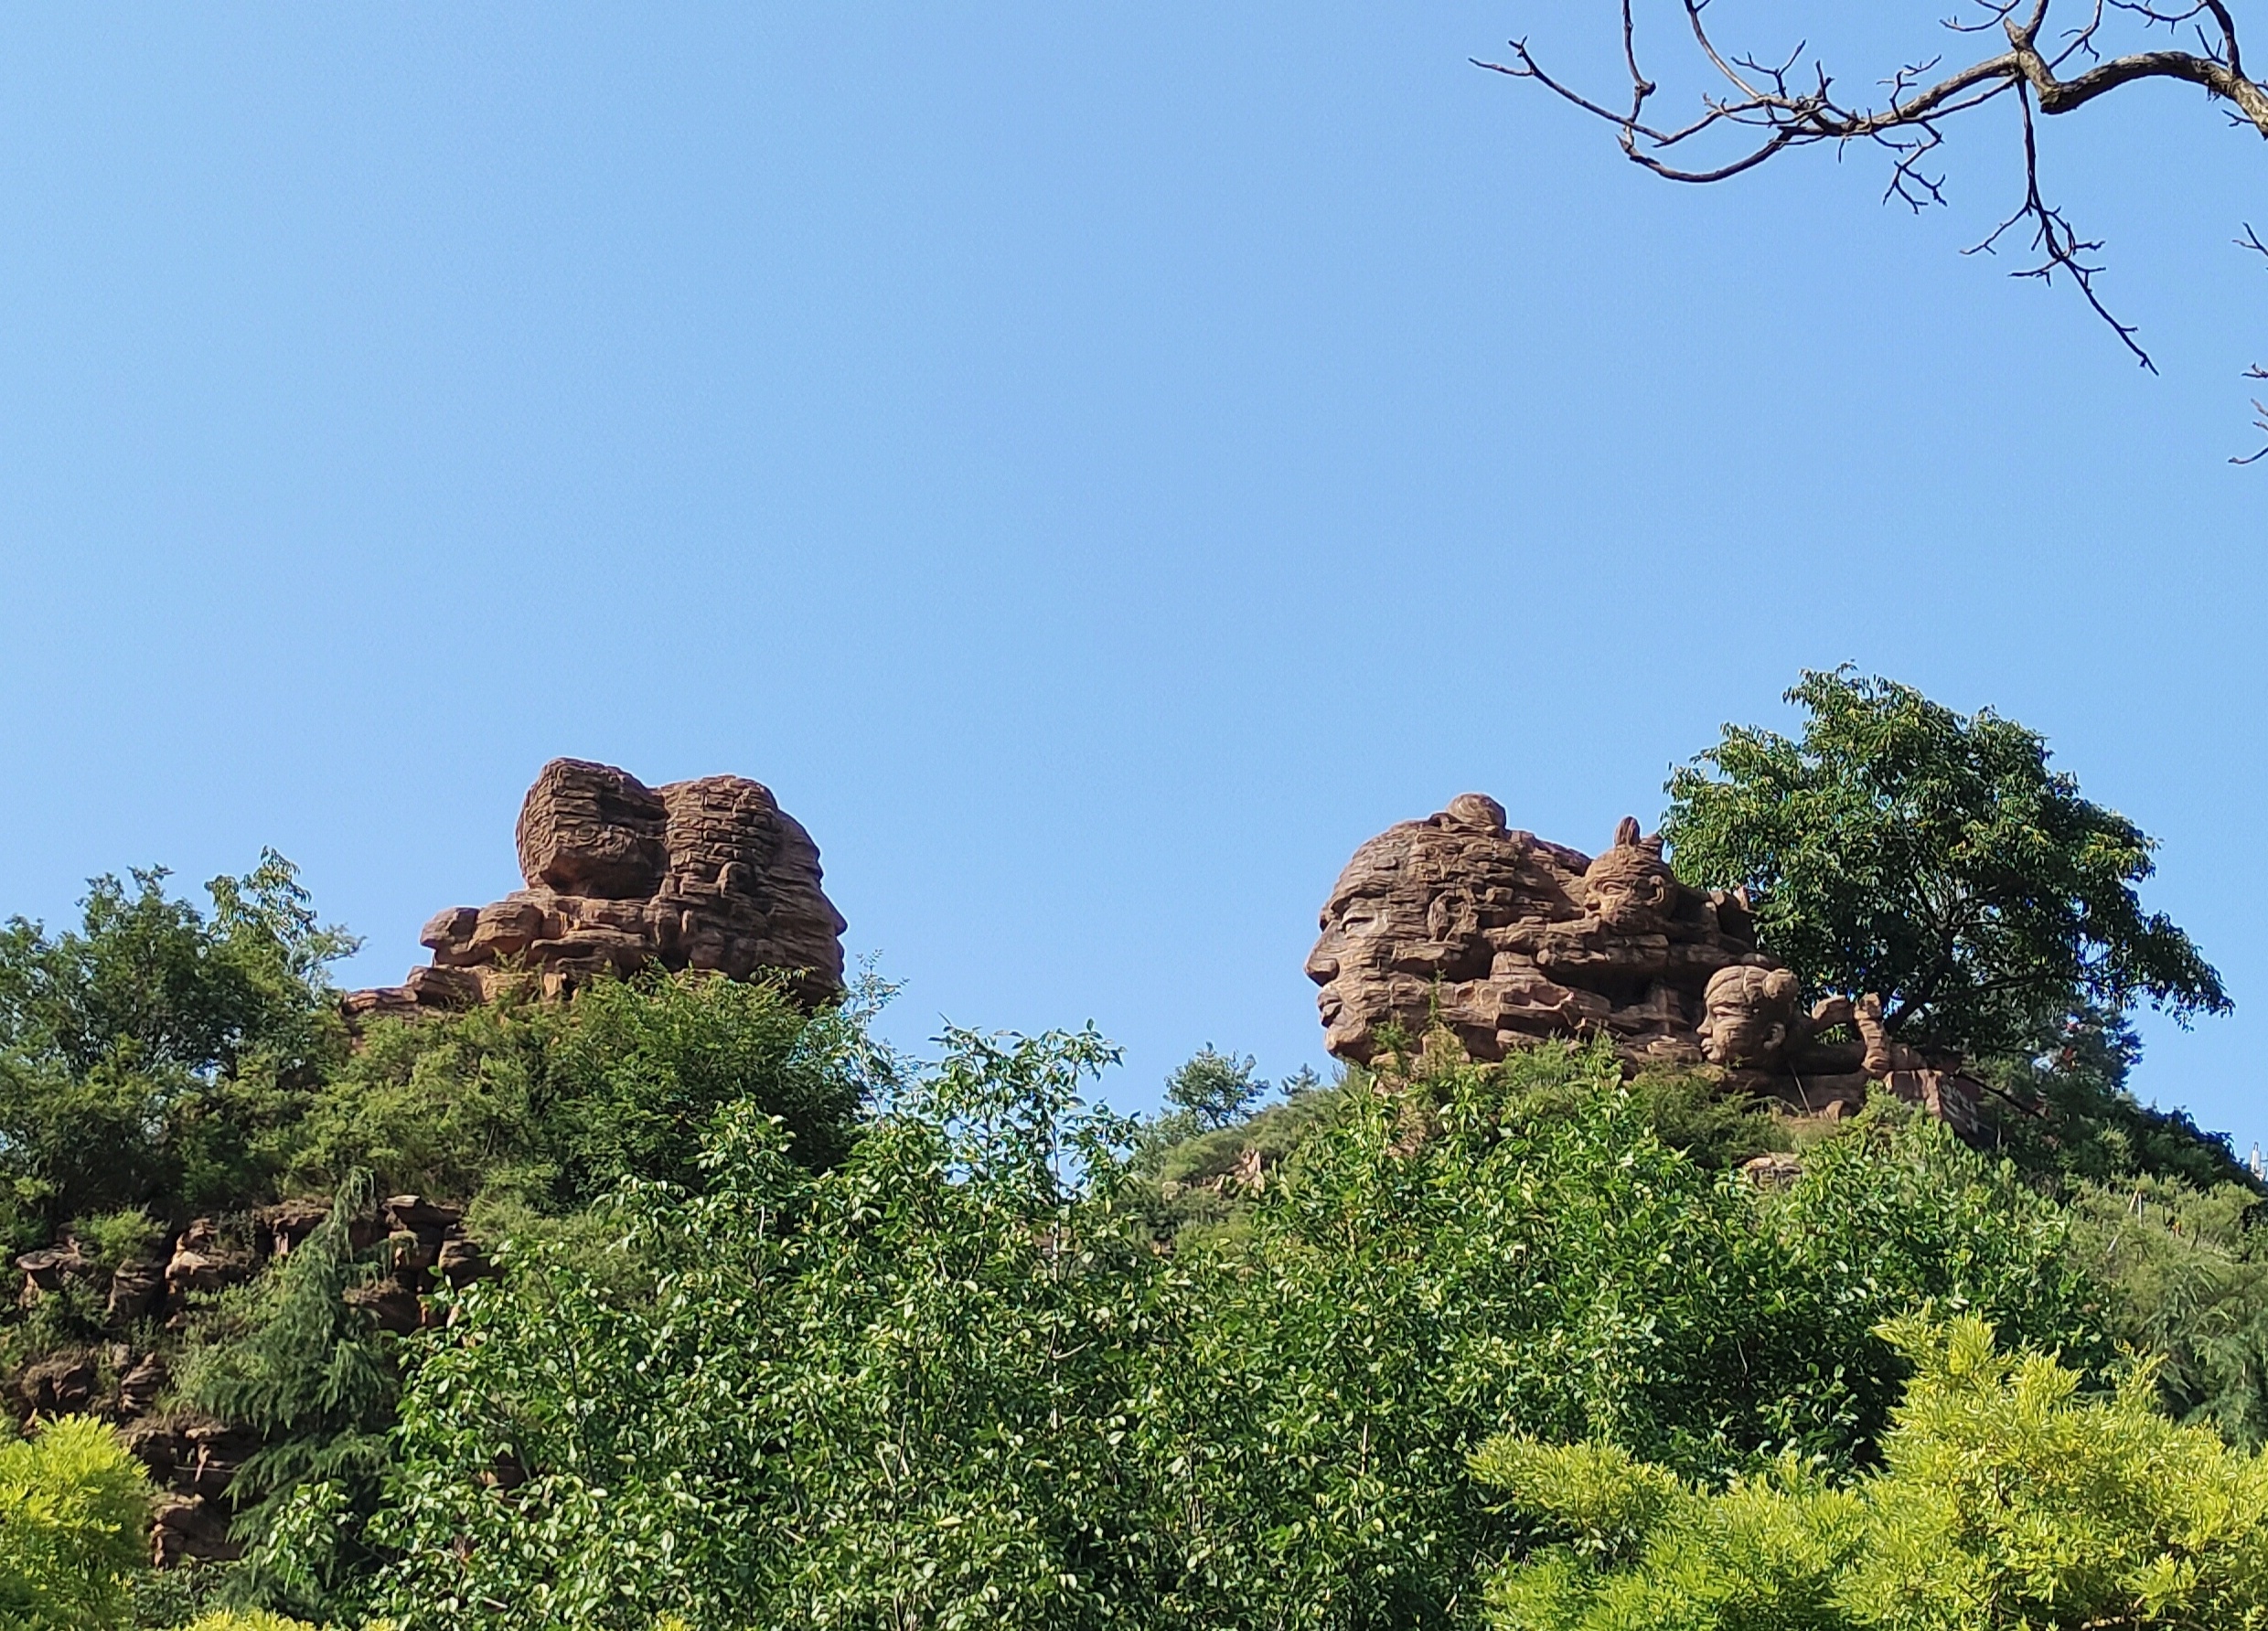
[1308,795,1984,1130]
[9,1190,497,1566]
[1306,797,1768,1069]
[346,758,847,1019]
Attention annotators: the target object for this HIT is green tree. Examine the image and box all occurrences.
[177,1177,398,1621]
[340,1037,2102,1629]
[1476,1317,2268,1630]
[1163,1044,1267,1129]
[0,855,352,1238]
[358,1023,1150,1630]
[291,968,883,1212]
[2065,1173,2268,1451]
[1663,668,2229,1064]
[0,1416,155,1631]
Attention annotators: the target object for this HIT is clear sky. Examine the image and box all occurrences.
[3,5,2262,1143]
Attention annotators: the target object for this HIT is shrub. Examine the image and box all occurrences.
[337,1039,2105,1629]
[177,1178,396,1621]
[0,1415,155,1631]
[1476,1317,2268,1630]
[292,969,878,1210]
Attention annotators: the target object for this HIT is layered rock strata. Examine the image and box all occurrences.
[347,758,847,1018]
[1307,794,1982,1131]
[11,1194,492,1565]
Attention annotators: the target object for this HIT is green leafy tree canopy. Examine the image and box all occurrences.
[1476,1317,2268,1630]
[1163,1044,1267,1129]
[1662,668,2228,1061]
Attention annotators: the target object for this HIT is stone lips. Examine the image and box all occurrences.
[346,757,847,1018]
[1308,794,1987,1133]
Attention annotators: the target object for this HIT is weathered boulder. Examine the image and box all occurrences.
[166,1220,253,1299]
[120,1417,187,1482]
[106,1257,165,1326]
[1306,799,1767,1069]
[20,1353,95,1415]
[14,1241,92,1307]
[118,1353,166,1417]
[254,1197,332,1258]
[348,758,847,1016]
[1309,796,1987,1130]
[346,1277,423,1335]
[151,1494,239,1566]
[436,1235,492,1287]
[1739,1152,1807,1189]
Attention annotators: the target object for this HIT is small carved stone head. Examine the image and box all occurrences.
[1698,964,1802,1069]
[1581,817,1677,932]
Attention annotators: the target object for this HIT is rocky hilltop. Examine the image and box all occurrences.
[348,758,847,1019]
[1308,794,1983,1132]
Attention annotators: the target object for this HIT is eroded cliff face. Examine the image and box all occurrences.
[12,1194,488,1566]
[1308,794,1982,1133]
[347,758,846,1020]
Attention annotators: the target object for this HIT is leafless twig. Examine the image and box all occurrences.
[1482,2,2268,446]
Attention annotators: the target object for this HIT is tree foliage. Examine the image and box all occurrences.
[0,857,352,1242]
[176,1178,398,1620]
[292,969,879,1212]
[1663,667,2227,1062]
[330,1039,2101,1629]
[0,1416,154,1631]
[1477,1316,2268,1630]
[1162,1045,1268,1130]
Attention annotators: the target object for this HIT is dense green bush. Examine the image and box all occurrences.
[324,1039,2102,1629]
[2064,1173,2268,1449]
[291,968,878,1210]
[0,1416,155,1631]
[176,1178,397,1620]
[0,856,351,1242]
[1476,1316,2268,1629]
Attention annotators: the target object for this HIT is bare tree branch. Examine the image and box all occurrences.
[1482,2,2268,443]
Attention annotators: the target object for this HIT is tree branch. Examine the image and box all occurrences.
[1482,3,2268,434]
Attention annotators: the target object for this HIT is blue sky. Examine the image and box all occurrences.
[3,5,2263,1143]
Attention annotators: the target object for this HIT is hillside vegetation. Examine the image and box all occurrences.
[5,672,2267,1630]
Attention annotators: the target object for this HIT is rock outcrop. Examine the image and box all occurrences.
[1308,795,1983,1131]
[10,1191,497,1566]
[347,758,847,1018]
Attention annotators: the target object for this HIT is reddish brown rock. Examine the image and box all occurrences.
[1309,796,1984,1134]
[436,1235,493,1288]
[118,1353,166,1418]
[254,1198,332,1258]
[165,1220,252,1298]
[106,1257,164,1326]
[120,1417,187,1481]
[151,1494,240,1566]
[15,1242,91,1308]
[21,1354,95,1415]
[346,1277,423,1335]
[1306,797,1768,1069]
[348,758,847,1018]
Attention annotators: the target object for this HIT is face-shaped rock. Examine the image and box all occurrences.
[355,759,848,1021]
[1580,820,1678,933]
[1307,801,1771,1068]
[1697,964,1801,1068]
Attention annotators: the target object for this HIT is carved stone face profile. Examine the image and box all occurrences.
[1697,964,1801,1068]
[1580,816,1677,932]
